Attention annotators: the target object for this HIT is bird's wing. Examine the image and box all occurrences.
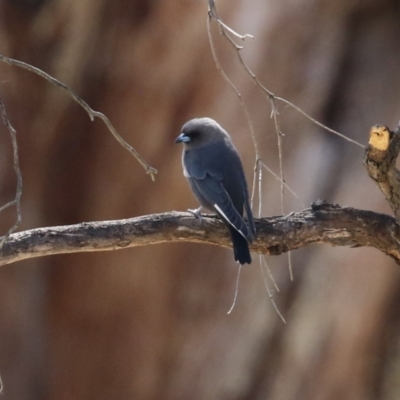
[184,146,254,242]
[190,175,254,243]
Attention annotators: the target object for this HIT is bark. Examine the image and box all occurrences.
[364,124,400,217]
[0,202,399,266]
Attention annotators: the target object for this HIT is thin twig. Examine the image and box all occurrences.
[208,0,254,40]
[260,161,305,207]
[261,255,280,293]
[227,263,242,314]
[287,250,293,281]
[0,200,17,214]
[270,99,294,280]
[0,54,158,180]
[0,93,22,246]
[270,99,285,214]
[258,158,263,218]
[259,254,286,323]
[275,96,365,149]
[250,158,259,210]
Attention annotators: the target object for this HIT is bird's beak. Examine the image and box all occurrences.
[175,133,191,144]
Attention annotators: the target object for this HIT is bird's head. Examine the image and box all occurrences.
[175,117,228,149]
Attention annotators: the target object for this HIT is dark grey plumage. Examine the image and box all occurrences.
[175,117,256,264]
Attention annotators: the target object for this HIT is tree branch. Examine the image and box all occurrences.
[0,200,399,266]
[0,54,157,180]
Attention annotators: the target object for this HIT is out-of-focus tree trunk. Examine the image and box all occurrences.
[0,0,399,399]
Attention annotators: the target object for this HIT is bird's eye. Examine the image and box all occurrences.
[187,130,200,139]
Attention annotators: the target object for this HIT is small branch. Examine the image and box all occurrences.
[274,96,365,149]
[0,200,17,213]
[364,125,400,217]
[208,0,254,40]
[0,54,158,180]
[0,201,399,266]
[0,93,23,244]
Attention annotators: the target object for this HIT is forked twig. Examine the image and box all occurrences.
[259,254,286,323]
[208,0,254,40]
[207,2,364,149]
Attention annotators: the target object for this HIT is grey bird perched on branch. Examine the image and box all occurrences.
[175,117,256,264]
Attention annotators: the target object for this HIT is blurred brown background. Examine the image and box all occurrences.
[0,0,400,399]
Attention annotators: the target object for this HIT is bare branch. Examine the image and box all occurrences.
[0,93,23,244]
[260,161,304,207]
[0,54,158,180]
[0,201,398,267]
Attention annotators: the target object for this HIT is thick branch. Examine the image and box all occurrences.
[0,201,399,266]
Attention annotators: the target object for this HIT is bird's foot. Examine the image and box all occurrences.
[187,207,203,222]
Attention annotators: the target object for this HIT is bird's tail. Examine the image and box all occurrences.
[228,226,252,265]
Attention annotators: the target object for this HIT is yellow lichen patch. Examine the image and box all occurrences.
[369,125,391,151]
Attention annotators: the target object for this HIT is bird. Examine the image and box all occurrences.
[175,117,256,264]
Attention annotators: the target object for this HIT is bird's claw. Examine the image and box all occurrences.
[187,207,203,222]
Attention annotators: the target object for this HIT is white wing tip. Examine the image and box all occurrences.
[214,204,247,240]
